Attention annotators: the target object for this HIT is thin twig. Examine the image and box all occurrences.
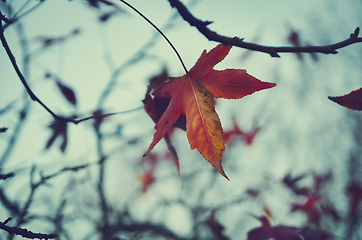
[74,106,143,124]
[0,218,57,239]
[2,1,46,29]
[0,20,31,168]
[167,0,362,57]
[96,3,184,108]
[1,10,142,125]
[119,0,188,73]
[0,13,58,118]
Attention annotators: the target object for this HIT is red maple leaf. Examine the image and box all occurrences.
[224,118,260,146]
[143,69,182,176]
[144,44,276,179]
[291,195,322,225]
[328,88,362,110]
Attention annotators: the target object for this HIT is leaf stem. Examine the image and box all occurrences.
[119,0,188,73]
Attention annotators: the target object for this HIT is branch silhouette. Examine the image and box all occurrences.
[167,0,362,57]
[1,10,142,125]
[0,218,57,239]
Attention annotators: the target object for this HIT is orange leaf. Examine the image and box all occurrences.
[138,169,155,194]
[145,44,276,179]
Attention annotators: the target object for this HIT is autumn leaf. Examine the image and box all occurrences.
[298,227,331,240]
[328,88,362,110]
[144,44,276,179]
[247,216,272,240]
[224,118,260,146]
[288,30,303,61]
[46,119,69,152]
[312,171,332,192]
[291,195,322,225]
[205,210,230,240]
[282,173,309,196]
[138,169,155,194]
[287,29,318,61]
[56,80,77,106]
[143,69,183,176]
[92,109,105,131]
[346,181,362,217]
[247,216,302,240]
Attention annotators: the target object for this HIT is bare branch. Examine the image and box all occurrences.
[0,172,14,180]
[0,218,57,239]
[2,1,46,29]
[1,10,142,125]
[0,12,58,118]
[167,0,362,57]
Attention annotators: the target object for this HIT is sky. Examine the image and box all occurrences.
[1,0,362,239]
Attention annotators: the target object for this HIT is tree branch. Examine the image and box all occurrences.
[0,172,14,180]
[0,10,142,125]
[0,218,57,239]
[0,11,59,118]
[167,0,362,57]
[1,1,46,30]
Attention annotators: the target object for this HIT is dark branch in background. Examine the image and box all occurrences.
[2,1,45,30]
[0,172,14,180]
[0,13,58,117]
[0,218,57,239]
[167,0,362,57]
[0,19,31,168]
[0,162,98,240]
[0,10,141,125]
[0,189,20,216]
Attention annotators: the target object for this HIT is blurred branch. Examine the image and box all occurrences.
[93,114,111,239]
[0,12,58,118]
[2,163,95,240]
[114,221,194,240]
[0,19,30,167]
[0,172,14,180]
[0,218,57,239]
[0,10,142,126]
[0,189,20,216]
[167,0,362,57]
[44,200,71,240]
[2,1,46,30]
